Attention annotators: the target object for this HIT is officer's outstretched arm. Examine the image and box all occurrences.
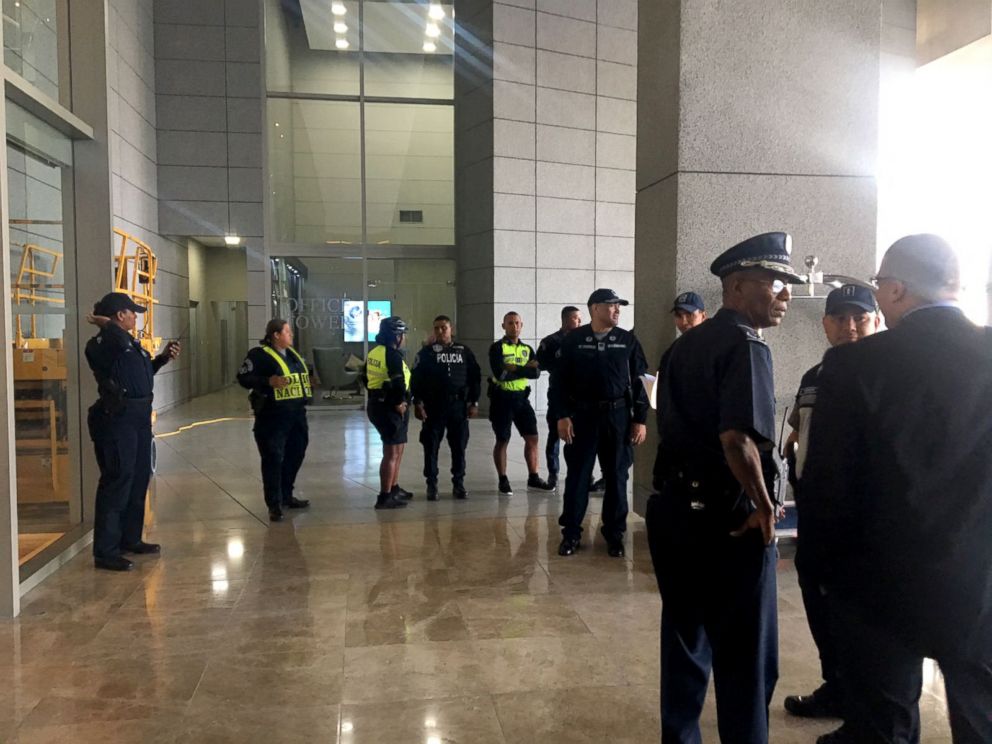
[719,429,775,545]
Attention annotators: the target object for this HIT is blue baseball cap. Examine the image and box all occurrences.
[710,231,804,283]
[825,284,877,315]
[94,292,145,316]
[671,291,704,314]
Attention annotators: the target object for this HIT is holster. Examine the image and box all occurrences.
[97,380,127,416]
[663,464,752,531]
[249,390,266,415]
[762,449,788,508]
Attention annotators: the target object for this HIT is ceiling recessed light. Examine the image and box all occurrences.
[425,22,440,38]
[335,37,350,49]
[428,4,444,20]
[423,41,437,53]
[331,2,346,15]
[333,21,348,33]
[224,235,241,246]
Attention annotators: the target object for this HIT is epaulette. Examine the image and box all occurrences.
[736,324,767,345]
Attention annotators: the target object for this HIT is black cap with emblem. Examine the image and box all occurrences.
[587,288,629,307]
[709,232,804,283]
[94,292,145,316]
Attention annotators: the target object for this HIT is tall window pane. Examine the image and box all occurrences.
[6,101,78,566]
[365,103,453,245]
[265,0,360,96]
[268,99,362,245]
[363,1,454,99]
[3,0,63,102]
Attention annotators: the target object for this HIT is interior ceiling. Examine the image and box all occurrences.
[298,0,454,54]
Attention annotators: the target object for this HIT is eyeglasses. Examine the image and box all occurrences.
[869,275,898,289]
[743,277,787,295]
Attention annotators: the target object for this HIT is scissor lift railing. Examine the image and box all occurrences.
[11,243,65,346]
[113,227,160,353]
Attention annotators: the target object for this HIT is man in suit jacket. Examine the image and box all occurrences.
[801,234,992,744]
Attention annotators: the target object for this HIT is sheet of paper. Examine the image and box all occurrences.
[640,372,658,410]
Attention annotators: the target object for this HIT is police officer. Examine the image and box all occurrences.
[366,316,414,509]
[536,306,582,490]
[671,291,707,333]
[85,292,180,571]
[554,289,649,558]
[782,284,879,721]
[237,318,312,523]
[411,315,482,501]
[647,232,801,743]
[487,311,553,495]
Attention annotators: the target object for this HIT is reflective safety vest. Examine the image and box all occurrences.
[497,341,530,392]
[260,346,311,401]
[366,345,411,391]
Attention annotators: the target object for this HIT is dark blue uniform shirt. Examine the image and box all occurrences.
[537,329,566,411]
[410,342,482,405]
[655,308,776,482]
[85,323,165,400]
[552,324,649,423]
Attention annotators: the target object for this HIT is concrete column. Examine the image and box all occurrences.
[633,0,882,508]
[455,0,638,407]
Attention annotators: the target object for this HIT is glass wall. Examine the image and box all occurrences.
[5,100,78,567]
[265,0,455,250]
[2,0,67,104]
[270,255,456,407]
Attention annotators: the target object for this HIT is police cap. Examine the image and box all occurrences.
[671,291,704,314]
[587,288,629,307]
[94,292,145,316]
[709,232,804,283]
[824,284,877,315]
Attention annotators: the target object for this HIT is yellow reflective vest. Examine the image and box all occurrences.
[366,344,411,391]
[496,341,531,392]
[260,345,311,401]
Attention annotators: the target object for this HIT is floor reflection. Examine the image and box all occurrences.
[1,388,955,743]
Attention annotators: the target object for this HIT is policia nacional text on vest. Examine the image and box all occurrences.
[366,344,411,397]
[260,345,311,402]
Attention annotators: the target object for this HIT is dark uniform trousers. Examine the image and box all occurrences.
[88,398,153,559]
[253,408,309,510]
[558,402,631,542]
[647,489,778,744]
[420,397,469,485]
[794,537,839,690]
[828,593,992,744]
[545,408,561,479]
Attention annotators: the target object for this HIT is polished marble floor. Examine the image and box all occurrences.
[1,388,953,742]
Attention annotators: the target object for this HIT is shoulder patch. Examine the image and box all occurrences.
[242,358,253,373]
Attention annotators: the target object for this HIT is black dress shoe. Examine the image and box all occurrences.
[282,497,310,509]
[375,492,408,510]
[426,483,439,501]
[452,482,468,500]
[268,508,284,522]
[606,540,625,558]
[785,683,842,719]
[590,478,605,493]
[558,537,580,556]
[95,556,134,571]
[123,541,161,555]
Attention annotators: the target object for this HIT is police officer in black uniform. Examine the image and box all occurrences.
[647,232,801,743]
[85,292,180,571]
[782,284,879,721]
[411,315,482,501]
[536,305,582,490]
[554,289,649,558]
[237,318,312,522]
